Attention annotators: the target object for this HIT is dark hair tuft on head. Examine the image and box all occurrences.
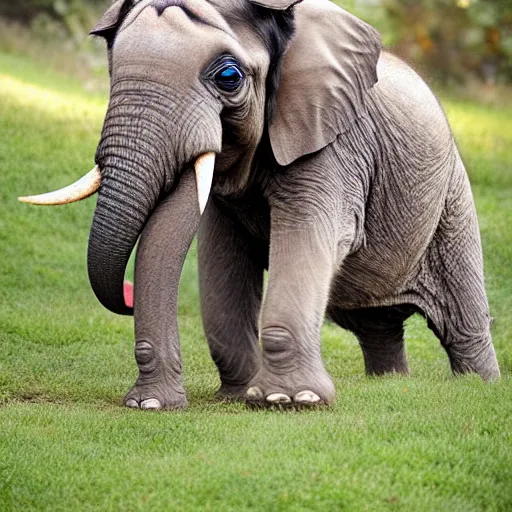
[243,3,296,124]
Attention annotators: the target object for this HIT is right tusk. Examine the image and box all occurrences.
[18,166,101,205]
[194,152,215,215]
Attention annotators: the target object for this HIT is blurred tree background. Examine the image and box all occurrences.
[0,0,510,88]
[351,0,512,85]
[0,1,107,42]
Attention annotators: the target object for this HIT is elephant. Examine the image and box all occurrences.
[20,0,500,410]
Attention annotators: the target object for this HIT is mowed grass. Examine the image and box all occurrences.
[1,53,511,511]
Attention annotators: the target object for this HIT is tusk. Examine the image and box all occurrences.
[18,166,101,205]
[194,152,215,215]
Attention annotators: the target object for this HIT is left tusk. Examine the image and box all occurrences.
[194,152,215,215]
[18,166,101,205]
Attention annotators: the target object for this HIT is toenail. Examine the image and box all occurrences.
[125,399,139,408]
[266,393,292,404]
[140,398,162,410]
[294,390,321,404]
[246,387,263,399]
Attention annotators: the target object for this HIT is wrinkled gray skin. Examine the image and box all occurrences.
[87,0,500,410]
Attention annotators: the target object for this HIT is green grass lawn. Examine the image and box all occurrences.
[1,53,511,511]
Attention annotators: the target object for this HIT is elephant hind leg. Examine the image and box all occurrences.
[419,258,500,381]
[417,154,500,380]
[328,305,416,376]
[425,315,499,380]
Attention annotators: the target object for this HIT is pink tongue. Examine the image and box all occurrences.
[123,281,134,308]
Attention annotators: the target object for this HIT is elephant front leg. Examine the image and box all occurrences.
[125,338,187,410]
[198,201,265,400]
[125,171,200,410]
[246,226,339,408]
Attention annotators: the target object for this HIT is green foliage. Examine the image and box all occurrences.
[0,0,108,19]
[0,1,108,42]
[348,0,512,84]
[1,54,512,510]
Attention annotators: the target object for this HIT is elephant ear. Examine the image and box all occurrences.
[268,0,382,166]
[89,0,127,37]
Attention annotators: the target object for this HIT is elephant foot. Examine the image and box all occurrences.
[124,341,188,410]
[124,378,188,411]
[446,340,501,382]
[245,366,335,409]
[215,383,250,402]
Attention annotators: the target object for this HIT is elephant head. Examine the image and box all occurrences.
[19,0,381,317]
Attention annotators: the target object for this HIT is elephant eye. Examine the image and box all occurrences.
[214,63,245,92]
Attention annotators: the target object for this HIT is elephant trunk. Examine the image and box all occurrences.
[87,86,180,315]
[87,171,155,315]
